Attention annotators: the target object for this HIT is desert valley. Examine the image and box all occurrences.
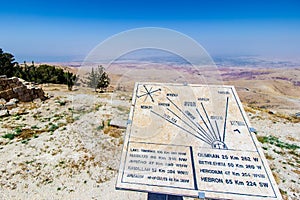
[0,61,299,200]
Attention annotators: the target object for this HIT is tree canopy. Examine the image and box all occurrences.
[86,65,110,92]
[0,48,77,90]
[0,48,17,77]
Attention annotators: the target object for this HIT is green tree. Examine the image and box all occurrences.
[86,65,110,92]
[87,67,98,91]
[0,48,17,77]
[97,70,110,92]
[64,71,77,91]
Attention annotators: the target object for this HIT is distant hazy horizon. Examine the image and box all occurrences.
[13,53,300,70]
[11,52,300,64]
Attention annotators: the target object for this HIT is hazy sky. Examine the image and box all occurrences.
[0,0,300,62]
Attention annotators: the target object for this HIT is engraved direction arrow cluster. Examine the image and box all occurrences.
[137,85,161,102]
[151,95,229,150]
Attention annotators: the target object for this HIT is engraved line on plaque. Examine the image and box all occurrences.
[151,95,229,150]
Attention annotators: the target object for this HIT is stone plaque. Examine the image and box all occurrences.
[116,83,282,199]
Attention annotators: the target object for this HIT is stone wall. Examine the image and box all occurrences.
[0,76,46,102]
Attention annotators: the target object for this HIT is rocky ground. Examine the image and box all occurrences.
[244,106,300,200]
[0,84,138,199]
[0,66,300,200]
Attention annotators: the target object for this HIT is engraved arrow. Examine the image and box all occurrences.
[136,85,161,102]
[234,129,241,134]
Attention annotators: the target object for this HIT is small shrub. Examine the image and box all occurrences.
[14,115,21,120]
[279,188,287,195]
[273,149,284,155]
[48,124,59,132]
[58,101,66,106]
[31,125,39,129]
[2,133,16,140]
[15,127,22,135]
[21,139,29,144]
[97,120,105,130]
[73,116,80,121]
[262,146,268,150]
[257,135,300,150]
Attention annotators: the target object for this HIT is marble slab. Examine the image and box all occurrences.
[116,82,282,200]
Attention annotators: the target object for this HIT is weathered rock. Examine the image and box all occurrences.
[9,107,28,116]
[0,76,46,102]
[5,101,17,109]
[10,98,19,103]
[0,109,9,117]
[0,104,5,110]
[33,98,42,105]
[109,118,127,129]
[0,98,6,104]
[73,105,86,112]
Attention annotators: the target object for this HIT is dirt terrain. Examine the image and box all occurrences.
[0,64,299,199]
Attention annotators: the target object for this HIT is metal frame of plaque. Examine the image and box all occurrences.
[116,82,282,200]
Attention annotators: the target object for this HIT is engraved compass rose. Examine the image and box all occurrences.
[137,85,161,102]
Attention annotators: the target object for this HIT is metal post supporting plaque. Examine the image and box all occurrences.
[147,193,183,200]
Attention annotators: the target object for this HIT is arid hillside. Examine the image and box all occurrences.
[0,64,299,199]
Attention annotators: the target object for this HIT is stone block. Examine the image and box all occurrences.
[0,98,6,104]
[0,77,46,102]
[109,118,127,129]
[5,101,17,109]
[0,109,9,117]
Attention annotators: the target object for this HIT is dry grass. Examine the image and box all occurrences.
[118,138,124,145]
[244,106,256,114]
[272,172,281,185]
[265,153,274,160]
[247,104,300,123]
[272,112,300,123]
[292,169,300,175]
[103,126,123,138]
[280,189,288,200]
[17,129,45,139]
[286,136,297,142]
[19,102,39,110]
[99,119,123,138]
[66,115,75,123]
